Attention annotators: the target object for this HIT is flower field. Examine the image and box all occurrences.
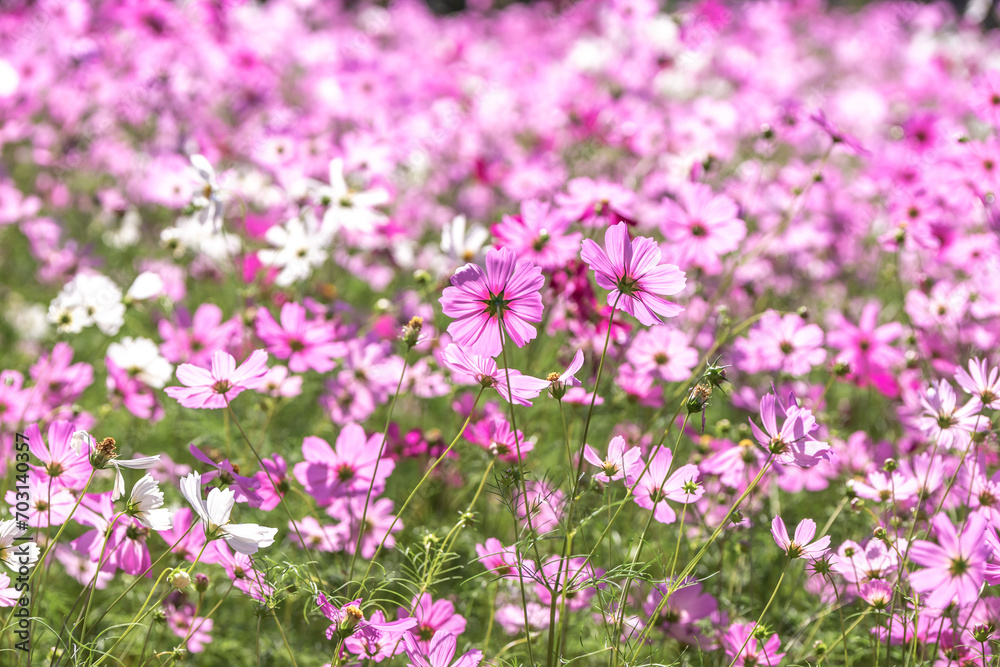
[1,0,1000,665]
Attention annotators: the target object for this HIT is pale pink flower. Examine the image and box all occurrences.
[165,350,269,409]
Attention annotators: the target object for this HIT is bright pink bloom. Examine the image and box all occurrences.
[157,303,240,366]
[439,247,544,358]
[628,448,703,524]
[770,516,831,559]
[255,302,345,373]
[583,435,642,484]
[399,594,467,653]
[721,622,785,667]
[750,393,830,467]
[442,344,549,407]
[189,443,263,507]
[25,420,90,490]
[659,183,746,275]
[165,350,269,409]
[466,415,533,463]
[555,177,636,228]
[643,579,718,647]
[316,594,417,642]
[402,632,483,667]
[254,454,290,512]
[910,514,989,609]
[826,302,903,396]
[580,222,685,326]
[106,358,164,421]
[626,327,699,382]
[474,538,534,580]
[207,541,275,602]
[491,200,582,270]
[293,424,393,505]
[345,609,414,662]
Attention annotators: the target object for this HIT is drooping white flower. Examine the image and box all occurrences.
[0,519,39,572]
[126,475,172,531]
[189,154,225,227]
[179,471,277,555]
[70,430,161,501]
[106,336,174,389]
[160,216,241,262]
[440,214,489,265]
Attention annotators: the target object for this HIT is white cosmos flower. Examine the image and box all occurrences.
[318,158,389,235]
[126,475,172,531]
[47,272,125,336]
[258,212,331,287]
[106,336,174,389]
[0,519,39,571]
[179,471,277,555]
[125,271,165,301]
[69,430,161,501]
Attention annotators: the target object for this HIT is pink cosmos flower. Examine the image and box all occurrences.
[628,448,703,524]
[750,393,830,468]
[826,302,903,396]
[254,454,290,512]
[442,344,549,407]
[491,200,582,270]
[106,358,164,421]
[439,246,544,358]
[25,420,90,490]
[643,579,719,647]
[474,538,535,580]
[955,358,1000,410]
[859,580,893,609]
[721,622,785,667]
[294,424,393,506]
[402,632,483,667]
[399,594,467,653]
[583,435,643,484]
[165,349,269,409]
[580,221,685,326]
[770,516,831,559]
[317,594,418,642]
[466,415,533,463]
[547,349,585,399]
[909,514,989,609]
[166,601,214,654]
[734,311,827,377]
[255,301,345,373]
[345,609,414,662]
[333,496,402,558]
[626,327,699,382]
[207,541,275,602]
[918,380,985,450]
[189,443,264,507]
[659,183,746,275]
[157,303,240,366]
[555,177,636,228]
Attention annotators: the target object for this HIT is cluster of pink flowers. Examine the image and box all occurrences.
[2,0,1000,664]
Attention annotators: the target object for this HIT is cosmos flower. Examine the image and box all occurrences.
[770,516,830,559]
[580,222,685,326]
[179,471,277,555]
[439,247,544,358]
[165,350,269,409]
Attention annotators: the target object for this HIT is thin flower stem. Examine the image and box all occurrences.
[818,610,871,665]
[224,400,326,591]
[725,557,790,667]
[627,456,774,659]
[358,386,485,594]
[613,508,656,667]
[348,350,410,585]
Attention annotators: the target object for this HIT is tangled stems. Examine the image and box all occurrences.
[498,320,540,667]
[348,349,410,586]
[725,557,791,667]
[627,455,775,660]
[356,386,485,596]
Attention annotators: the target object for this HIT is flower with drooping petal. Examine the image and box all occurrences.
[547,349,584,399]
[179,471,277,555]
[442,344,549,407]
[439,247,544,358]
[125,474,172,531]
[165,350,269,409]
[580,221,685,326]
[750,393,830,467]
[770,516,830,559]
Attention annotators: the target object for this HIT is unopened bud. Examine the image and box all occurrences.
[194,573,210,593]
[883,458,898,472]
[170,570,191,590]
[401,316,423,348]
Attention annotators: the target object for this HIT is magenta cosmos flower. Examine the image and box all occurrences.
[165,350,269,409]
[770,516,830,559]
[580,222,685,326]
[439,247,544,358]
[909,513,990,609]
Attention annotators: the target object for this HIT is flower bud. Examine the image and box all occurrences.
[90,437,118,469]
[401,316,423,349]
[194,573,210,593]
[170,570,191,590]
[686,382,712,415]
